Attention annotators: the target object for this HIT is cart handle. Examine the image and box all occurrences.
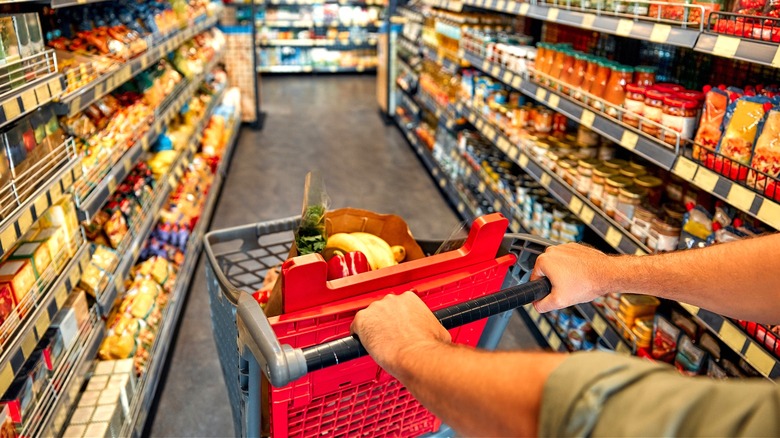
[237,277,552,387]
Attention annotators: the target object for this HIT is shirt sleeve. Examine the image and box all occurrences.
[539,351,780,437]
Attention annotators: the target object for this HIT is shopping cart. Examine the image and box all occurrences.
[204,213,553,437]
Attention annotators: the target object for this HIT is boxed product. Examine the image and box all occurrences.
[78,263,109,298]
[37,327,65,371]
[27,226,67,271]
[8,241,52,278]
[50,306,79,352]
[18,351,47,400]
[24,14,43,55]
[0,283,16,326]
[0,259,37,309]
[39,197,79,254]
[0,375,35,426]
[10,15,31,59]
[0,17,19,63]
[64,290,89,328]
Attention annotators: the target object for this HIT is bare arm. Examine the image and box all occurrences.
[350,292,566,437]
[531,233,780,324]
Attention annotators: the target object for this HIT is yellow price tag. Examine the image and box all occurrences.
[772,46,780,68]
[592,316,607,335]
[547,8,559,21]
[616,342,631,354]
[34,312,50,338]
[548,332,562,350]
[34,194,48,219]
[672,157,698,180]
[507,0,518,11]
[491,65,501,77]
[712,35,740,58]
[511,220,521,231]
[581,14,595,29]
[18,209,32,234]
[497,0,507,10]
[497,137,510,152]
[693,166,719,192]
[511,75,522,89]
[50,181,62,200]
[21,332,37,359]
[457,203,465,213]
[439,178,447,189]
[539,318,551,336]
[482,60,490,72]
[535,87,546,102]
[35,85,51,102]
[605,227,622,248]
[54,284,68,307]
[502,71,513,84]
[94,82,105,99]
[519,2,530,14]
[579,206,595,224]
[476,119,485,130]
[493,199,502,211]
[620,130,639,150]
[508,146,519,160]
[107,176,117,194]
[168,175,177,189]
[580,110,595,128]
[616,19,634,36]
[3,99,20,120]
[718,322,746,352]
[478,181,486,193]
[727,184,755,212]
[69,263,81,287]
[635,248,646,256]
[518,153,529,168]
[757,200,780,230]
[540,173,551,188]
[745,343,775,377]
[650,24,672,43]
[548,94,560,109]
[49,78,63,97]
[568,196,583,215]
[679,302,699,316]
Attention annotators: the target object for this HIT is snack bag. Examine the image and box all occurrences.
[713,96,771,180]
[693,86,729,160]
[747,108,780,198]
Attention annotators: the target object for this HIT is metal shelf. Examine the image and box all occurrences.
[0,138,80,258]
[694,33,780,69]
[20,309,105,437]
[576,303,634,353]
[0,73,64,131]
[421,44,461,73]
[257,65,376,72]
[121,116,241,438]
[670,156,780,231]
[73,55,225,223]
[679,302,780,380]
[458,102,650,255]
[54,14,220,118]
[258,38,377,47]
[260,19,380,28]
[521,304,568,352]
[0,240,91,397]
[232,0,385,4]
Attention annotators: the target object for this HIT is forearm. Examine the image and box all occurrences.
[391,341,566,437]
[608,234,780,323]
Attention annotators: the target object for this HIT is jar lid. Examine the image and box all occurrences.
[652,83,684,93]
[603,158,629,169]
[578,158,600,169]
[536,141,552,150]
[613,65,635,73]
[619,185,647,198]
[677,90,705,102]
[557,159,574,169]
[619,166,647,178]
[629,160,648,171]
[645,89,670,100]
[663,203,686,220]
[594,165,619,177]
[652,217,682,233]
[606,175,633,188]
[663,96,700,109]
[625,83,647,94]
[634,204,658,221]
[546,149,563,160]
[634,175,663,188]
[635,65,657,73]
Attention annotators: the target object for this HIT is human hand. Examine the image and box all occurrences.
[530,243,616,313]
[351,291,451,379]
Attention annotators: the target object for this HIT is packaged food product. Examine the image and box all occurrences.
[50,307,79,351]
[623,84,646,128]
[652,315,680,362]
[642,89,668,137]
[675,335,707,376]
[37,327,65,371]
[715,96,771,179]
[693,87,730,159]
[91,246,118,272]
[64,290,90,328]
[28,227,67,271]
[661,96,700,145]
[604,65,634,118]
[8,241,51,278]
[78,263,108,297]
[18,351,46,400]
[0,283,15,326]
[0,375,34,426]
[747,108,780,196]
[0,259,36,308]
[707,359,728,379]
[104,210,128,249]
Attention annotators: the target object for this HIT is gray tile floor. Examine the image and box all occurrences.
[148,75,538,437]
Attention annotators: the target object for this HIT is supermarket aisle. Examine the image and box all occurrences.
[148,75,535,437]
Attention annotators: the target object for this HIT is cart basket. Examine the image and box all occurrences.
[204,213,554,437]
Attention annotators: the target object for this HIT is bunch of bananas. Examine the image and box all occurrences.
[324,232,406,270]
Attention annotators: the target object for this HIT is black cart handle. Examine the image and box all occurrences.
[301,277,552,373]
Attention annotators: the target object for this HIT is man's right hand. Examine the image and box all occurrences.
[530,243,618,313]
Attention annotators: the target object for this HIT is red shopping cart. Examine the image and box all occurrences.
[204,213,552,437]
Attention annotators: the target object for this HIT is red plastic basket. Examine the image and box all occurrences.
[265,214,516,437]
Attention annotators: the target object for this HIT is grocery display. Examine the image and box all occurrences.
[0,0,233,435]
[391,0,780,381]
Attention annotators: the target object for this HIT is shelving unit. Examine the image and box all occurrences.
[257,64,375,72]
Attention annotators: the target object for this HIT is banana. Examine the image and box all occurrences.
[350,232,397,269]
[323,233,373,265]
[391,245,406,263]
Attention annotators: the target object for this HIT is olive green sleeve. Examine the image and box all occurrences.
[539,351,780,437]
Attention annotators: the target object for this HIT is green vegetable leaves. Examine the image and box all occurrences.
[295,205,327,255]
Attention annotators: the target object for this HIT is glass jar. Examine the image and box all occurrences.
[598,139,616,160]
[642,89,668,137]
[604,175,633,217]
[665,175,685,202]
[619,166,647,179]
[534,109,554,133]
[623,83,646,128]
[532,140,552,160]
[616,186,647,228]
[576,158,601,194]
[559,50,577,89]
[603,158,628,170]
[604,65,635,118]
[648,218,681,253]
[556,159,574,181]
[535,42,550,76]
[563,53,587,94]
[590,165,619,207]
[630,204,659,244]
[634,175,663,207]
[661,96,700,145]
[580,56,600,102]
[634,66,656,87]
[576,126,599,148]
[589,61,613,110]
[567,165,579,187]
[545,149,564,172]
[548,49,569,84]
[663,203,686,222]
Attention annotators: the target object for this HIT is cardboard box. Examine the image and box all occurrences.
[9,241,51,278]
